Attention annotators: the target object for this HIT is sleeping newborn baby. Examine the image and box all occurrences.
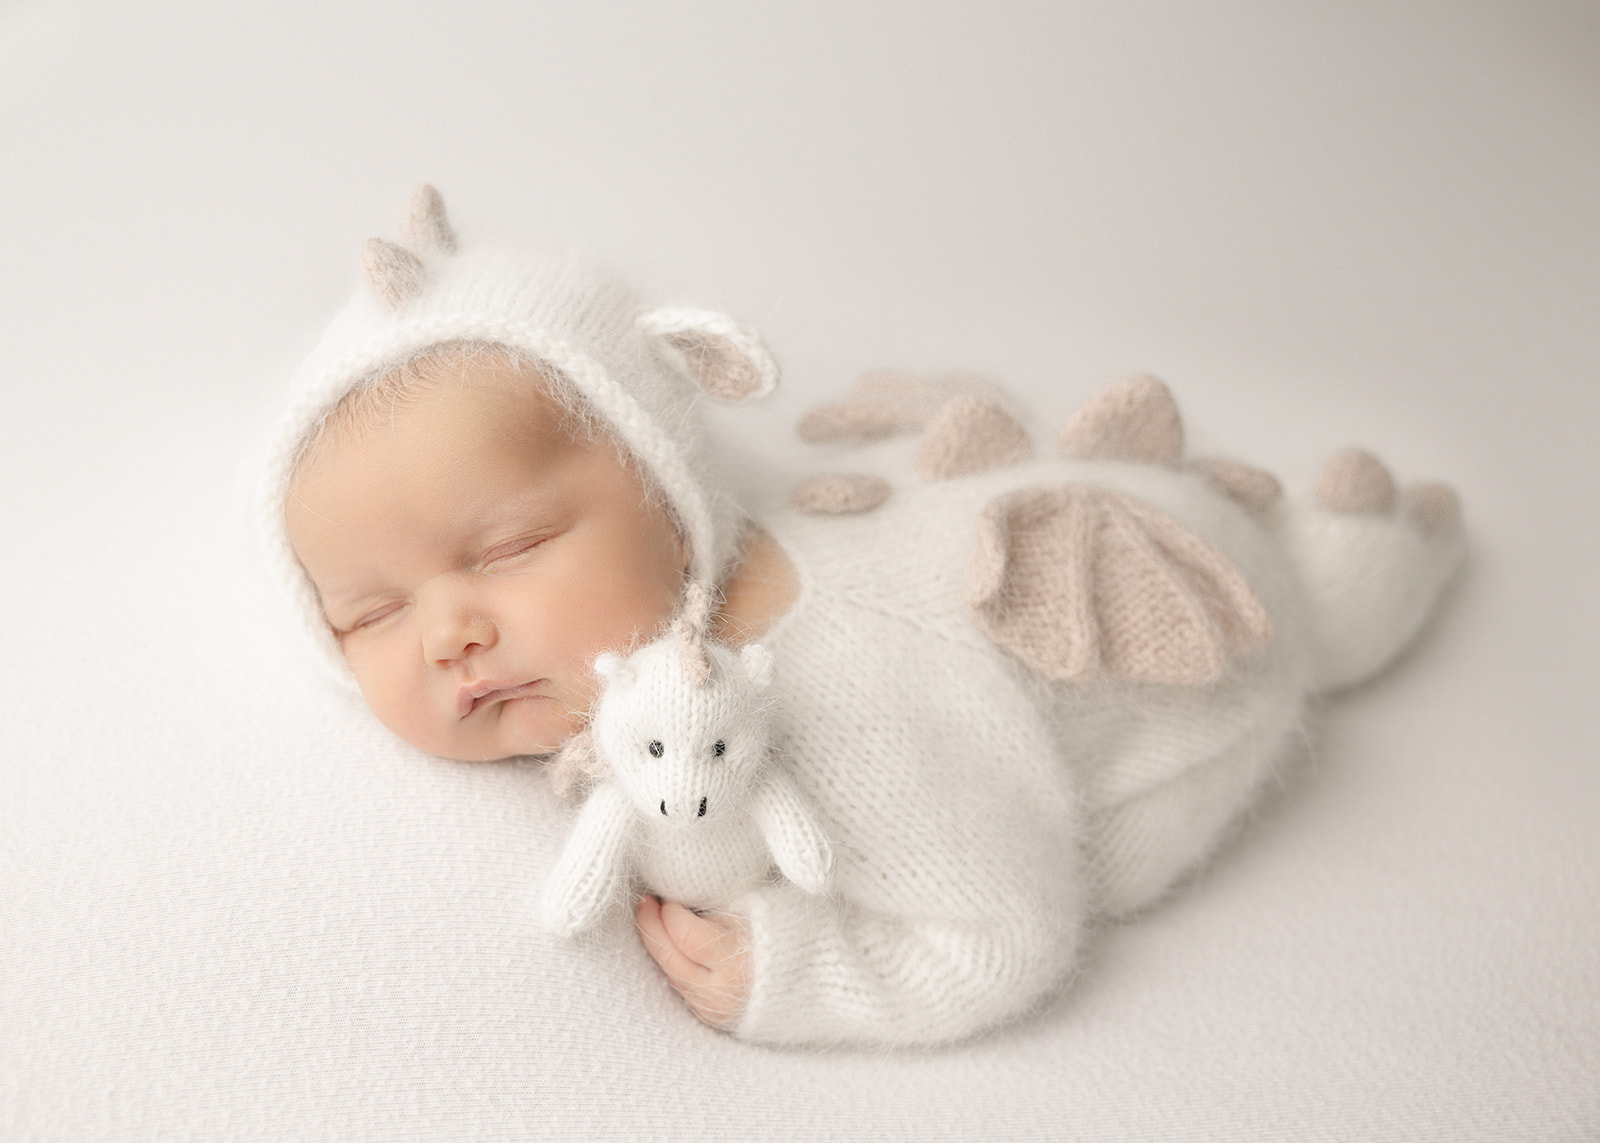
[263,186,1464,1048]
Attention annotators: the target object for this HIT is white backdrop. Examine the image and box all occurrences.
[2,2,1597,1139]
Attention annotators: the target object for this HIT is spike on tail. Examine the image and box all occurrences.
[1277,450,1464,691]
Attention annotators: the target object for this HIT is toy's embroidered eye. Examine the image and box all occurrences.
[712,740,726,757]
[648,740,664,758]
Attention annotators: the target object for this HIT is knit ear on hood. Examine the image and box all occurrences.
[262,186,779,691]
[638,307,779,402]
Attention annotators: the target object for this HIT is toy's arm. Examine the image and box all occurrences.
[540,782,635,937]
[748,768,832,895]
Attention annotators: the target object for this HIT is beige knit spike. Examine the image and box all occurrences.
[1403,482,1462,538]
[1058,374,1185,466]
[852,368,941,406]
[788,472,892,515]
[796,400,919,445]
[399,183,458,255]
[361,237,427,310]
[1315,448,1397,514]
[915,394,1034,481]
[796,370,1004,445]
[968,483,1272,686]
[1191,458,1284,515]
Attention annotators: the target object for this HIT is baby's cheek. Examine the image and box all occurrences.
[348,654,447,753]
[499,695,586,758]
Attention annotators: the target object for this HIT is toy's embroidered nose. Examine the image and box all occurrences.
[698,797,707,817]
[659,800,667,816]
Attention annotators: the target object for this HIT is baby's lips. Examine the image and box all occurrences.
[458,679,546,719]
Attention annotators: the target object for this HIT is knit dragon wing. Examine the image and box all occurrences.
[967,484,1273,686]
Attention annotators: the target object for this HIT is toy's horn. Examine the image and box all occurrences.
[399,184,458,255]
[681,582,713,635]
[672,583,715,687]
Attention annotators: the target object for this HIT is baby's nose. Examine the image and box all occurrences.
[420,593,497,663]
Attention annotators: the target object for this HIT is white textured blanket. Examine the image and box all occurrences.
[2,2,1596,1138]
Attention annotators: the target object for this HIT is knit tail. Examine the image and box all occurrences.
[1273,448,1465,692]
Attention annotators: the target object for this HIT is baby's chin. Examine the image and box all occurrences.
[430,693,584,762]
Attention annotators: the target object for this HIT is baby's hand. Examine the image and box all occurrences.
[635,896,750,1030]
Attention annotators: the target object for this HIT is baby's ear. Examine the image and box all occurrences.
[638,307,779,402]
[740,643,775,690]
[592,652,633,687]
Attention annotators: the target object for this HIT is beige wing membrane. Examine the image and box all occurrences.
[968,484,1273,686]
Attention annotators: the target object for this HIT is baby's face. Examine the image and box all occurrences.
[286,359,687,761]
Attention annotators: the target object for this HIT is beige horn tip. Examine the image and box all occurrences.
[400,184,458,255]
[360,237,427,310]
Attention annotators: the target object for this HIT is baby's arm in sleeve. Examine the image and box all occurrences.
[637,856,1083,1046]
[732,881,1082,1047]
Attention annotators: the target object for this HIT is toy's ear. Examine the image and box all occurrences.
[546,726,610,796]
[638,307,779,402]
[592,651,633,686]
[968,483,1273,686]
[740,643,775,690]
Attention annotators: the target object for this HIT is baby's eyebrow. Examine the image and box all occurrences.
[316,583,389,619]
[319,583,370,606]
[456,491,568,553]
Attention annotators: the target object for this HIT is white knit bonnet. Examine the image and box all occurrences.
[260,186,779,688]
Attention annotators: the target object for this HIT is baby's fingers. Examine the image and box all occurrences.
[634,896,750,1029]
[659,900,747,971]
[636,896,714,993]
[636,895,694,974]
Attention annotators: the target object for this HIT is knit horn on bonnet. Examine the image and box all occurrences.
[260,185,780,687]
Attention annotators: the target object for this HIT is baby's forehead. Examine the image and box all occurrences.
[303,344,585,472]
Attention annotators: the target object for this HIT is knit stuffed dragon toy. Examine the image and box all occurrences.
[540,586,833,937]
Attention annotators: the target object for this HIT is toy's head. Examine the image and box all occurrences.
[589,595,775,828]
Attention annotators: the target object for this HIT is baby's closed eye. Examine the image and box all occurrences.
[479,530,559,572]
[337,599,409,635]
[476,534,547,569]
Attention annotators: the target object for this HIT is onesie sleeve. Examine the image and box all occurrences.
[734,873,1082,1047]
[724,508,1091,1047]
